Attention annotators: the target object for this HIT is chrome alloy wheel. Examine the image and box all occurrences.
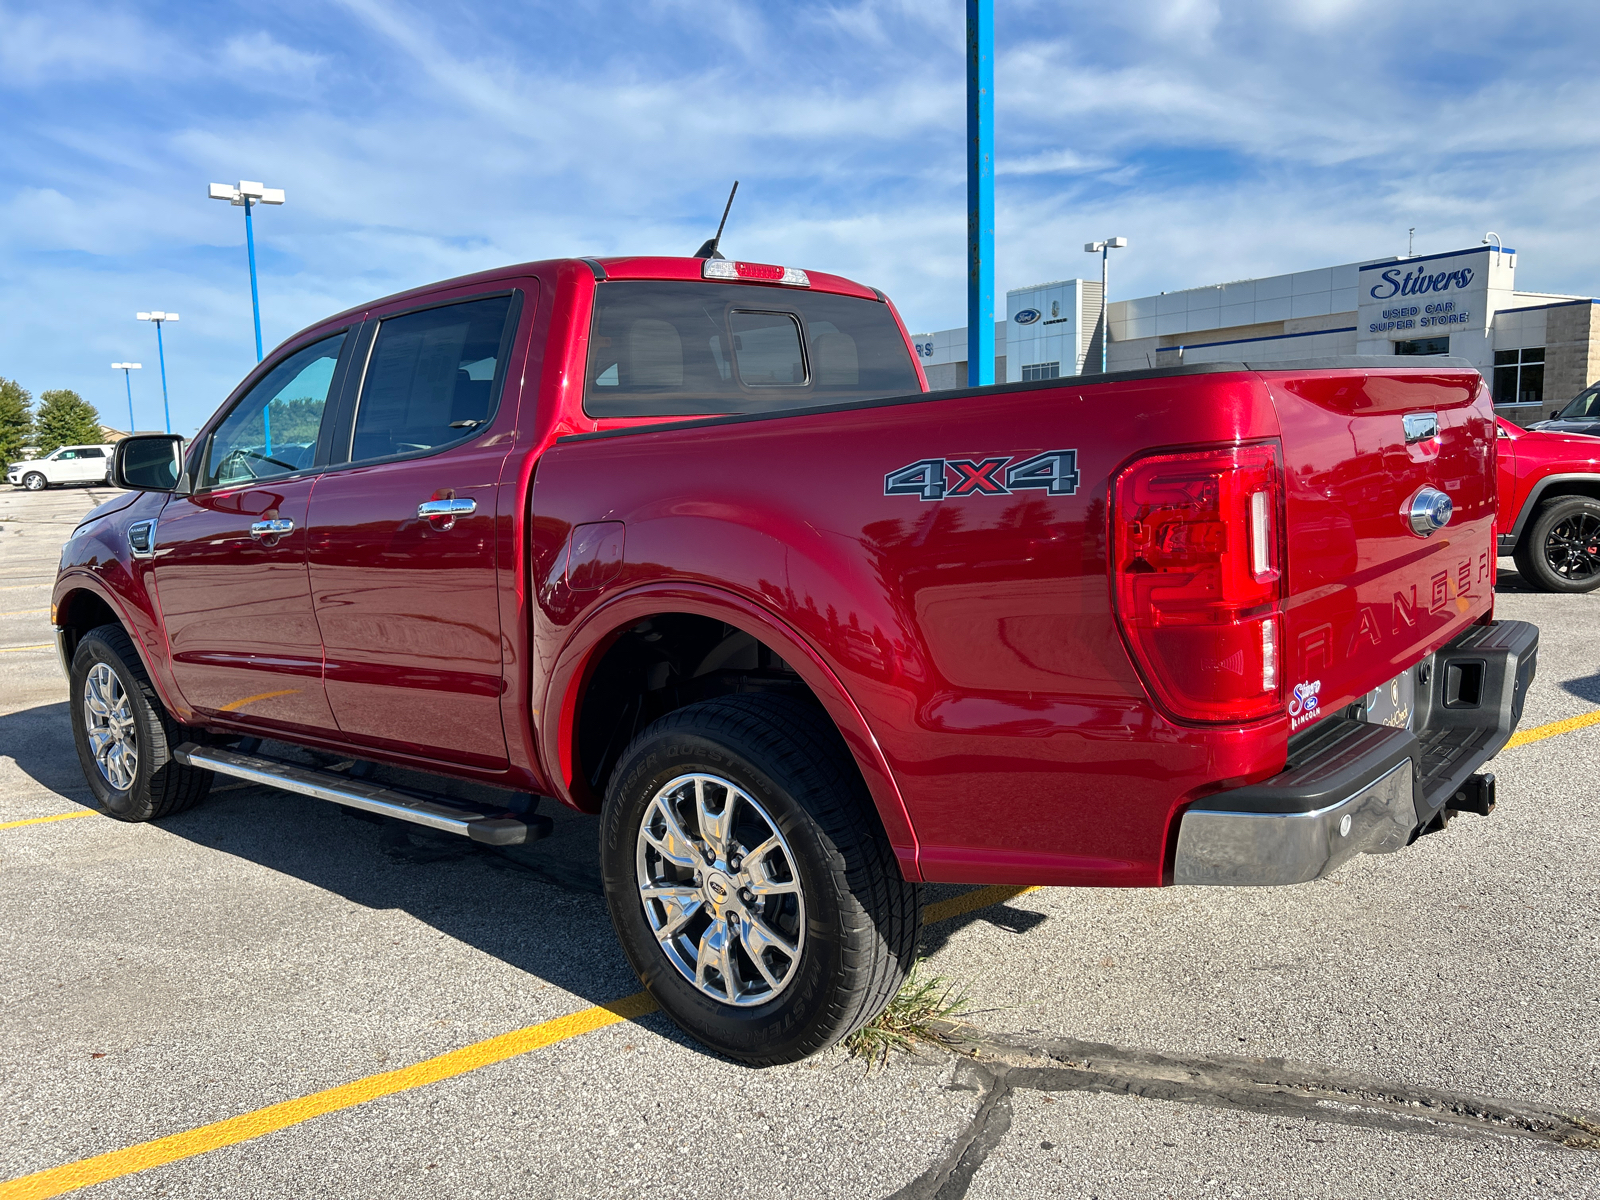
[635,774,805,1007]
[83,662,138,790]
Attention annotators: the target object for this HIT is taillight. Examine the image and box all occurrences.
[1112,441,1286,723]
[702,259,810,287]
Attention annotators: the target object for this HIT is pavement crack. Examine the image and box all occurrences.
[886,1060,1013,1200]
[954,1026,1600,1152]
[882,1025,1600,1200]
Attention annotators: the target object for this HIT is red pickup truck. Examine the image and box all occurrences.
[55,254,1537,1064]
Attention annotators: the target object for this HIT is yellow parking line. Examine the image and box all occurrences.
[0,608,49,617]
[921,884,1039,925]
[0,644,53,654]
[0,993,660,1200]
[0,812,96,831]
[0,886,1045,1198]
[8,709,1592,1195]
[0,582,55,591]
[1505,708,1600,749]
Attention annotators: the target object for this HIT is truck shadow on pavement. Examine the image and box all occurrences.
[2,701,99,806]
[3,701,1045,1062]
[0,702,696,1047]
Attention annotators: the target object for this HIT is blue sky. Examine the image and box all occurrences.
[3,0,1598,434]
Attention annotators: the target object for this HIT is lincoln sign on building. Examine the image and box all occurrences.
[912,244,1600,425]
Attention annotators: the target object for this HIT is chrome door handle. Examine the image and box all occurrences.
[418,498,476,519]
[249,518,295,539]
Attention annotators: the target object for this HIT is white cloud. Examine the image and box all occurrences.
[222,31,328,84]
[2,0,1599,428]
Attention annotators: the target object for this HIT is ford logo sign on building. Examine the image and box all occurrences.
[1014,308,1042,325]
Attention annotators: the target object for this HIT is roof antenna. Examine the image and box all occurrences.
[694,181,739,259]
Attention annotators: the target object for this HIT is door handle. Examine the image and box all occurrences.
[418,498,476,519]
[249,518,295,539]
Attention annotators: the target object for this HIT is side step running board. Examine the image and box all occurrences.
[174,743,549,846]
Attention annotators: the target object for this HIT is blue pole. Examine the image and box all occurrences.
[967,0,994,388]
[122,368,135,433]
[1101,246,1110,374]
[155,320,171,434]
[244,197,264,363]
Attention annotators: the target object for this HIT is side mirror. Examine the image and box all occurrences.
[1553,409,1562,419]
[113,434,187,493]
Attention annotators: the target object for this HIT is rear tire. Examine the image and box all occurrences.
[22,472,46,491]
[600,693,921,1065]
[1514,497,1600,593]
[69,624,213,820]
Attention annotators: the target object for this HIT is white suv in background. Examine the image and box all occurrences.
[7,445,115,490]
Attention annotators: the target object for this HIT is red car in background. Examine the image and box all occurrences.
[1496,417,1600,591]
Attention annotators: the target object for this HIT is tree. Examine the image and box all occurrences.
[0,377,32,471]
[34,390,104,456]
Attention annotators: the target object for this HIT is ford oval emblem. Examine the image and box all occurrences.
[1406,487,1453,537]
[1014,308,1042,325]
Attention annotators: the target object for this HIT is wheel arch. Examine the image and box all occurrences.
[1509,473,1600,545]
[540,582,921,880]
[53,580,184,718]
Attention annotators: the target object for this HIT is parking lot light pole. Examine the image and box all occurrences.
[111,363,141,433]
[135,312,178,433]
[209,181,286,363]
[967,0,994,388]
[1083,237,1128,374]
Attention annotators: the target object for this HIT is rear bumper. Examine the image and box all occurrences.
[1173,619,1538,887]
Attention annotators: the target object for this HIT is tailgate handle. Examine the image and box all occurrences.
[1403,412,1438,443]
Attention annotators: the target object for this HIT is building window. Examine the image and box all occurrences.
[1022,362,1060,382]
[1395,336,1450,356]
[1493,348,1544,407]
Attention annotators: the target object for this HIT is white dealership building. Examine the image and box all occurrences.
[910,244,1600,425]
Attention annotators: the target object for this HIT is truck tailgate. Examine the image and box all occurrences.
[1266,364,1496,729]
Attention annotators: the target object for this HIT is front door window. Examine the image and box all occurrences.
[203,334,346,489]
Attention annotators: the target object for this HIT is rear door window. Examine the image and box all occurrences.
[348,295,514,463]
[585,281,920,417]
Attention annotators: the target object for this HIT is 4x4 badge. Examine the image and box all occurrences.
[884,450,1080,502]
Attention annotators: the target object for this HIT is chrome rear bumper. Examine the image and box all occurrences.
[1173,619,1537,887]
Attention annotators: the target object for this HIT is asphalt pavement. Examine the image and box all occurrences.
[1,482,1596,1199]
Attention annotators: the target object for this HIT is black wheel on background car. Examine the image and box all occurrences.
[1514,497,1600,593]
[69,624,213,821]
[600,693,921,1065]
[22,471,46,491]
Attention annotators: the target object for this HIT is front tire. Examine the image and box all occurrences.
[69,625,213,820]
[1514,497,1600,593]
[22,471,46,491]
[600,694,921,1065]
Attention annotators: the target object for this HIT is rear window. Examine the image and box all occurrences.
[584,281,921,417]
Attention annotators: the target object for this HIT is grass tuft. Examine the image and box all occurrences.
[843,960,968,1069]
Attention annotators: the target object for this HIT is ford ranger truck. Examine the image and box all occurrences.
[55,255,1537,1064]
